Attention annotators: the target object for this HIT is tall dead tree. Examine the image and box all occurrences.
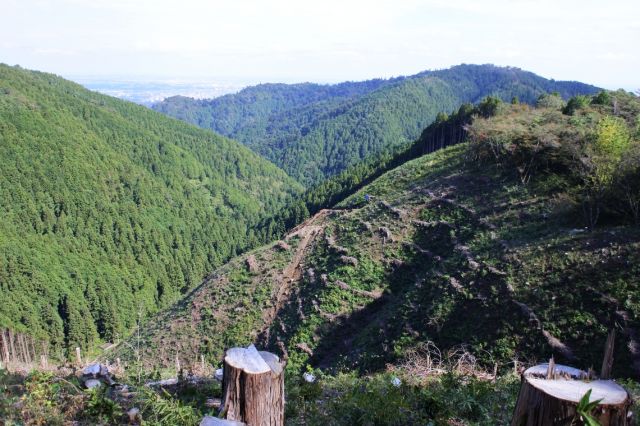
[0,329,10,364]
[221,344,285,426]
[9,330,16,363]
[0,328,46,369]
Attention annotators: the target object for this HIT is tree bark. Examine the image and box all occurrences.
[221,345,285,426]
[0,329,9,365]
[9,330,16,363]
[511,363,632,426]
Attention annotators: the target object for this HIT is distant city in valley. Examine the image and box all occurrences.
[70,77,247,106]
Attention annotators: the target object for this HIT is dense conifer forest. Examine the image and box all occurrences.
[0,64,302,357]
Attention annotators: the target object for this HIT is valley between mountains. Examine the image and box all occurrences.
[1,62,639,425]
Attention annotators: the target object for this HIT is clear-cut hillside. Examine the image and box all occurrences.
[127,93,640,379]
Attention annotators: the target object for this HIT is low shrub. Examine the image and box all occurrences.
[286,368,520,425]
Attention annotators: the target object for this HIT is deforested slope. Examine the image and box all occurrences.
[130,91,640,379]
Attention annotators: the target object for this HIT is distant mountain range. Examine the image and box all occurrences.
[153,64,600,185]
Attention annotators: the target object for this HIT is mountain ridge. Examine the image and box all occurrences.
[153,64,600,185]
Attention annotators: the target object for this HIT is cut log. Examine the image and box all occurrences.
[221,345,285,426]
[511,363,632,425]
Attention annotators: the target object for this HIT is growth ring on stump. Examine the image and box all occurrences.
[511,363,632,426]
[221,344,285,426]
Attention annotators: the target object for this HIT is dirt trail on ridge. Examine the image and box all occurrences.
[259,209,338,343]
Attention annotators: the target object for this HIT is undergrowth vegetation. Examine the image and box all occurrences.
[3,360,637,425]
[469,90,640,228]
[286,370,520,426]
[0,367,217,425]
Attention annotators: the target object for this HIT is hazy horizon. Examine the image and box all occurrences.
[59,62,623,89]
[2,0,639,91]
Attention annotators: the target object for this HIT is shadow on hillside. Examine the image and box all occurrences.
[259,166,640,378]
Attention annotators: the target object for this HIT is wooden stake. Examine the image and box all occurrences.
[30,336,37,365]
[42,341,49,362]
[601,329,616,380]
[546,356,555,379]
[20,334,30,364]
[16,334,24,364]
[22,334,30,364]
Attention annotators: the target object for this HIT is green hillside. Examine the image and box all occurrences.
[0,64,302,356]
[127,91,640,382]
[154,64,599,185]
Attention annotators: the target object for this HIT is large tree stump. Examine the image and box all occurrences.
[511,363,632,425]
[221,345,285,426]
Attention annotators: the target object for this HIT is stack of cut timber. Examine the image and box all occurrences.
[511,363,632,425]
[220,345,285,426]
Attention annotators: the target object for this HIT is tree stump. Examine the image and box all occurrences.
[200,418,246,426]
[221,345,285,426]
[511,363,632,426]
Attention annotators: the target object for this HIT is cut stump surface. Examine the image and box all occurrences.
[511,363,632,426]
[221,345,285,426]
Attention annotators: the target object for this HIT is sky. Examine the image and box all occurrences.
[1,0,639,89]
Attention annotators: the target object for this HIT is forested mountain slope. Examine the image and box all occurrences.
[153,79,391,137]
[0,64,301,356]
[154,64,599,185]
[129,91,640,379]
